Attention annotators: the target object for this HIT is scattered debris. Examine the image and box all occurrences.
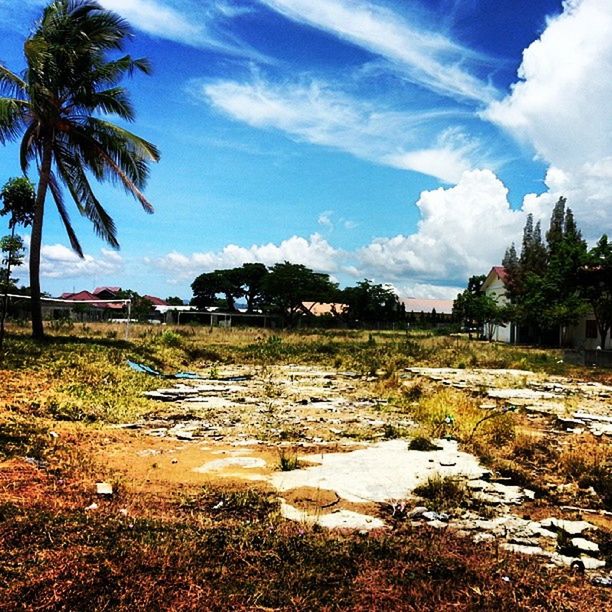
[96,482,113,496]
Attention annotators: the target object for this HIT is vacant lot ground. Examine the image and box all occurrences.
[0,324,610,610]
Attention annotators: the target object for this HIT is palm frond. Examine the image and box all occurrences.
[48,170,84,257]
[0,65,27,98]
[0,98,28,143]
[54,144,119,247]
[19,122,38,173]
[76,87,135,120]
[67,120,158,212]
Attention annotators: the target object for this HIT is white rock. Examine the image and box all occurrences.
[96,482,113,496]
[571,537,600,553]
[540,518,596,536]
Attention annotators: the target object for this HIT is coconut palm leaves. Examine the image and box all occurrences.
[0,1,159,338]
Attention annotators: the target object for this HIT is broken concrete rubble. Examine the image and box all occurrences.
[131,364,610,579]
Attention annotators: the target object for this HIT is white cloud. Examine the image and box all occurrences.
[19,243,125,280]
[100,0,200,42]
[202,77,482,182]
[152,234,343,283]
[318,210,334,229]
[396,282,463,301]
[484,0,612,238]
[151,170,525,294]
[96,0,266,59]
[258,0,497,103]
[358,169,524,283]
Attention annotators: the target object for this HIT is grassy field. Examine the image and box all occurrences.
[0,323,610,610]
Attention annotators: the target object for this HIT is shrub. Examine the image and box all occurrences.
[413,474,469,512]
[408,436,441,451]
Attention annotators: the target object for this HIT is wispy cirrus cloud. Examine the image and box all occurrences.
[200,76,486,182]
[96,0,266,60]
[257,0,498,103]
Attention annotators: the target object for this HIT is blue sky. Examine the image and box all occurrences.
[1,0,611,301]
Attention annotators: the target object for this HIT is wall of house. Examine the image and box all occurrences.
[482,274,512,343]
[482,276,509,306]
[490,321,513,343]
[566,316,605,350]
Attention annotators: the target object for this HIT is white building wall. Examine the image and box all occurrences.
[482,273,513,343]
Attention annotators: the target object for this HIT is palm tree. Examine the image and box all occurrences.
[0,0,160,339]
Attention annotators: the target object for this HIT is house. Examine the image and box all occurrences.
[481,265,602,349]
[143,294,168,307]
[92,286,121,300]
[480,267,514,342]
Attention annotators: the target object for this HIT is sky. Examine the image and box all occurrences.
[0,0,611,302]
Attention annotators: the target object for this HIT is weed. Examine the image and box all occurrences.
[0,415,50,460]
[158,330,182,348]
[278,447,300,471]
[408,436,441,451]
[382,423,404,439]
[559,441,612,509]
[413,474,469,512]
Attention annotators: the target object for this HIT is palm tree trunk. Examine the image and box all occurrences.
[30,142,52,340]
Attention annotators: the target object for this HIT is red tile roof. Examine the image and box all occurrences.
[93,286,121,296]
[144,295,168,306]
[61,290,124,309]
[491,266,508,283]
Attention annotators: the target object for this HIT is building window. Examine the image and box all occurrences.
[586,319,598,339]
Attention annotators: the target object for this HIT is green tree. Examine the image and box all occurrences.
[453,275,501,339]
[165,296,184,306]
[239,263,268,313]
[341,279,404,326]
[0,1,159,339]
[263,262,338,326]
[579,235,612,349]
[0,177,35,350]
[0,177,35,229]
[191,269,243,312]
[502,199,588,345]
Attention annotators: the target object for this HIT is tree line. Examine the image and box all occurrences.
[191,262,405,327]
[454,196,612,348]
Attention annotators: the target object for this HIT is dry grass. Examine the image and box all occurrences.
[1,323,611,609]
[0,460,606,611]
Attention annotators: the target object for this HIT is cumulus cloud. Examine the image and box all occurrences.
[258,0,497,103]
[484,0,612,237]
[358,169,524,284]
[17,242,125,281]
[151,171,526,294]
[202,77,483,182]
[396,282,463,301]
[151,234,343,283]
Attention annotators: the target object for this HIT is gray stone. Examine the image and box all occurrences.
[571,537,600,553]
[540,518,596,536]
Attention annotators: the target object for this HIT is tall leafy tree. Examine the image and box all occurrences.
[0,177,35,350]
[0,1,159,339]
[542,204,587,339]
[453,274,502,339]
[579,235,612,349]
[263,262,338,326]
[239,263,268,313]
[341,279,404,326]
[191,269,243,312]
